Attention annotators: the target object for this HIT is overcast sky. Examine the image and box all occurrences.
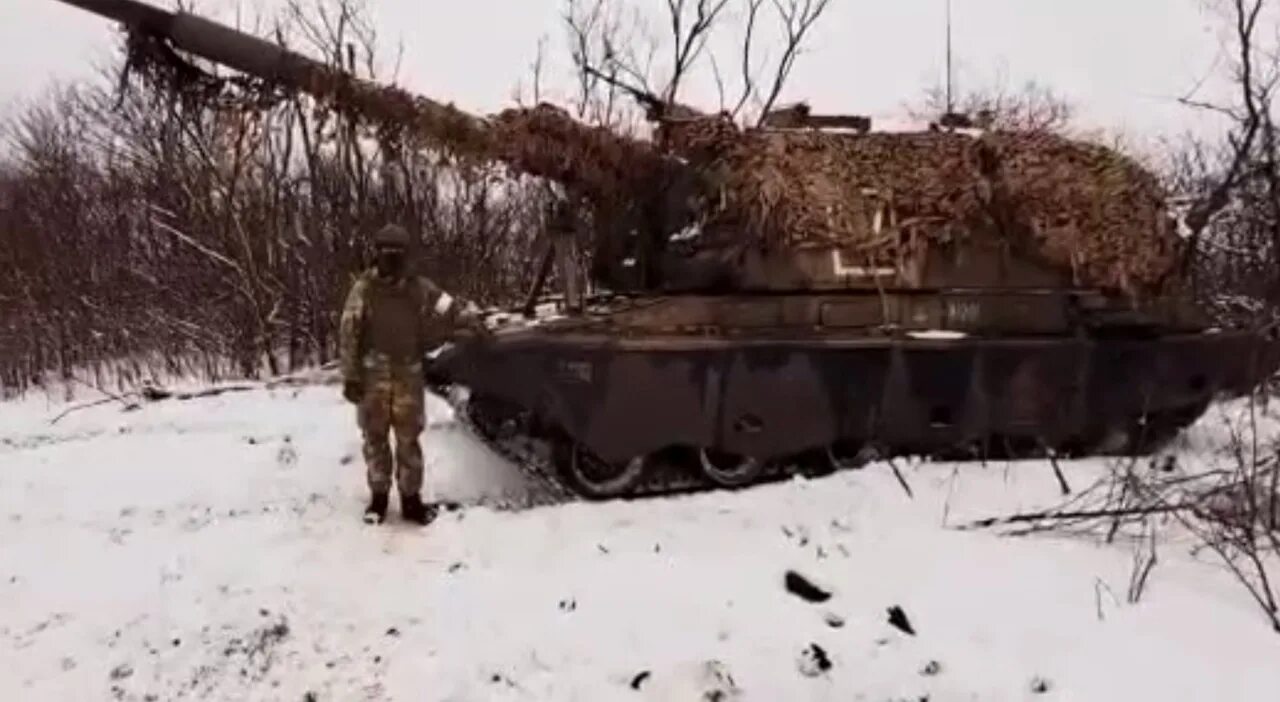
[2,0,1237,147]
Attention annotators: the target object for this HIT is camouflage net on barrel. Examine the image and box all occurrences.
[305,76,677,203]
[285,73,680,208]
[121,31,675,209]
[660,117,1182,295]
[486,106,674,205]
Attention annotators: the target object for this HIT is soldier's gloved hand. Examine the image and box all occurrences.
[342,380,363,404]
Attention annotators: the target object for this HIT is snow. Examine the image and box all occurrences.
[480,300,573,331]
[2,382,1280,701]
[669,223,703,242]
[906,330,969,340]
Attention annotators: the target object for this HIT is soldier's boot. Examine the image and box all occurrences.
[363,493,389,524]
[400,493,437,526]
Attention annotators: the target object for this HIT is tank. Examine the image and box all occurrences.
[55,0,1280,502]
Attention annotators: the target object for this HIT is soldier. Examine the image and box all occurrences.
[339,223,486,525]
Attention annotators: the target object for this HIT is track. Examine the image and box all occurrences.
[433,377,1207,513]
[436,384,827,511]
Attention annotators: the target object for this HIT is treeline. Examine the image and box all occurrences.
[0,28,552,397]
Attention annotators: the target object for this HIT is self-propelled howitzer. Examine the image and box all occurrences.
[54,0,1280,504]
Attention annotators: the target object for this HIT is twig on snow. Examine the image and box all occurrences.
[49,378,140,425]
[1094,578,1120,621]
[49,396,129,425]
[1127,523,1159,604]
[1044,444,1072,495]
[887,457,914,499]
[960,503,1197,532]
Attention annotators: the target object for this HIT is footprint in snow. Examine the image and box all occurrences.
[632,660,741,701]
[276,437,297,468]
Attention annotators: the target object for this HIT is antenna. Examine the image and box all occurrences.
[945,0,954,113]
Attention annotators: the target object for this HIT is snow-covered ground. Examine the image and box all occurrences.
[2,380,1280,701]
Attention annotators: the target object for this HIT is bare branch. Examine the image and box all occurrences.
[664,0,732,103]
[708,52,728,112]
[732,0,765,118]
[1183,0,1266,241]
[756,0,833,124]
[1177,95,1243,121]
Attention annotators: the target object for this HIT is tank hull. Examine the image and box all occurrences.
[433,325,1280,495]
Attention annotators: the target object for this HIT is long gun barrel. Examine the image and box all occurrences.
[55,0,490,148]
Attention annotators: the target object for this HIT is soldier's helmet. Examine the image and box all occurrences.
[372,223,410,250]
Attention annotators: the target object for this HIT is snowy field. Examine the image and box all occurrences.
[3,378,1280,701]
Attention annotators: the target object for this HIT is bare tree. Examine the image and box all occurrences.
[563,0,643,126]
[1174,0,1280,305]
[662,0,733,102]
[563,0,835,126]
[565,0,659,115]
[754,0,833,124]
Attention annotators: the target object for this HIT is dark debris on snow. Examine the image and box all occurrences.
[784,570,831,603]
[887,605,916,636]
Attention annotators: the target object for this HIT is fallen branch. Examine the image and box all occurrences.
[170,385,257,400]
[49,379,141,425]
[50,396,135,425]
[960,503,1196,531]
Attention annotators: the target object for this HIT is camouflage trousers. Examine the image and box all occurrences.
[355,356,425,498]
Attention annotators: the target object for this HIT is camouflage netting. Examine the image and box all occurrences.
[660,117,1183,295]
[302,75,682,208]
[125,33,677,210]
[314,78,675,197]
[486,106,676,205]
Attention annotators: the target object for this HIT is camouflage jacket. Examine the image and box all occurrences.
[338,269,481,383]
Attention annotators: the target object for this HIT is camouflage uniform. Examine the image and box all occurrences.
[339,257,478,503]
